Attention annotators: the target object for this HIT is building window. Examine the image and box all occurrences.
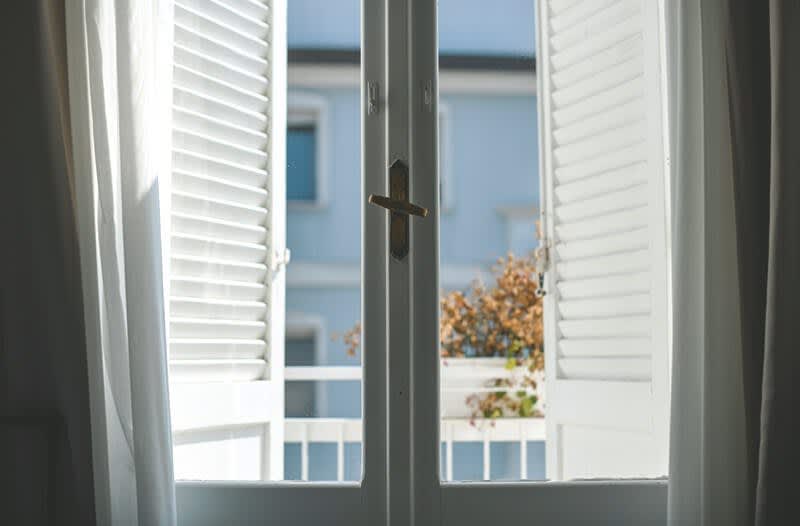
[287,124,317,202]
[287,92,328,207]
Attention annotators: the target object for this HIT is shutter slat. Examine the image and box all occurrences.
[169,359,266,382]
[174,127,267,167]
[557,358,650,381]
[553,76,643,128]
[556,183,647,223]
[224,0,270,20]
[174,106,267,150]
[550,0,639,51]
[554,141,645,183]
[171,276,266,301]
[549,0,585,16]
[559,338,650,357]
[173,171,267,208]
[174,65,268,114]
[551,0,619,33]
[172,212,267,244]
[171,255,267,282]
[171,317,266,339]
[175,3,268,56]
[172,191,267,225]
[180,0,269,38]
[552,34,643,88]
[175,45,268,94]
[171,296,266,320]
[174,23,267,73]
[555,163,646,204]
[173,148,267,187]
[556,227,648,260]
[558,316,650,339]
[552,56,642,109]
[557,249,649,280]
[554,99,643,146]
[556,206,647,241]
[551,12,641,69]
[170,338,266,359]
[556,272,650,300]
[173,87,266,129]
[553,120,645,166]
[171,233,267,263]
[559,293,650,319]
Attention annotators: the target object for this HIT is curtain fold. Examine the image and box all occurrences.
[65,1,176,524]
[670,1,800,524]
[728,2,800,524]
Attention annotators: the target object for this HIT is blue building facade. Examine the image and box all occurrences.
[284,0,541,481]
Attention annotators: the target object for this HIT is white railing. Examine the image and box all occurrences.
[284,364,545,481]
[285,417,545,482]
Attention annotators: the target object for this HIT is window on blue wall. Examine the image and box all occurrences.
[287,123,318,202]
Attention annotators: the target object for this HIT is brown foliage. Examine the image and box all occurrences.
[334,252,545,419]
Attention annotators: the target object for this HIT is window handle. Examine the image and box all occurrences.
[368,159,428,260]
[367,194,428,218]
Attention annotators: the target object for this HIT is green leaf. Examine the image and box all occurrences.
[519,396,535,417]
[504,357,517,370]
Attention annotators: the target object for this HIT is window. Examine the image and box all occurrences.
[287,92,328,206]
[171,0,672,523]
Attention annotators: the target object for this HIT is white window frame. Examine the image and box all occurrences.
[175,0,671,523]
[406,0,669,523]
[175,0,384,522]
[438,101,454,212]
[287,91,329,209]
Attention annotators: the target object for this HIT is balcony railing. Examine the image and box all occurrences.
[285,417,545,482]
[284,364,545,481]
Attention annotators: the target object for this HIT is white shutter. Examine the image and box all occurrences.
[537,0,670,480]
[168,0,287,481]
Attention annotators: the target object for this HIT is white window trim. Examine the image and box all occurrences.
[287,91,329,209]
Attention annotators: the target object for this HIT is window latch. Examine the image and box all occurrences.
[534,238,550,298]
[368,159,428,260]
[271,248,291,273]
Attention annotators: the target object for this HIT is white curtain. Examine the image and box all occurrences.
[667,1,750,524]
[65,1,176,524]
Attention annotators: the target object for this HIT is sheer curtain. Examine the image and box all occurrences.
[65,1,176,524]
[669,1,800,524]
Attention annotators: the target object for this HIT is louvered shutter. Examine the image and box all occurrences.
[167,0,287,481]
[536,0,670,480]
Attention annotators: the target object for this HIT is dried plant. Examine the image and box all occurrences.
[334,252,545,420]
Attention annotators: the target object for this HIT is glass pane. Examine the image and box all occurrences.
[169,0,363,483]
[437,0,543,482]
[436,0,671,482]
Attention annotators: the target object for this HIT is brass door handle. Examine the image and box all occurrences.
[368,159,428,260]
[367,194,428,217]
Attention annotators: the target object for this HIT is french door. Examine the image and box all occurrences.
[176,0,670,524]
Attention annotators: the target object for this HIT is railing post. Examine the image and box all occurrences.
[482,427,491,481]
[445,422,453,482]
[301,423,309,481]
[520,421,528,480]
[337,422,345,482]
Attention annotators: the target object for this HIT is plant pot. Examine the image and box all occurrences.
[440,356,545,419]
